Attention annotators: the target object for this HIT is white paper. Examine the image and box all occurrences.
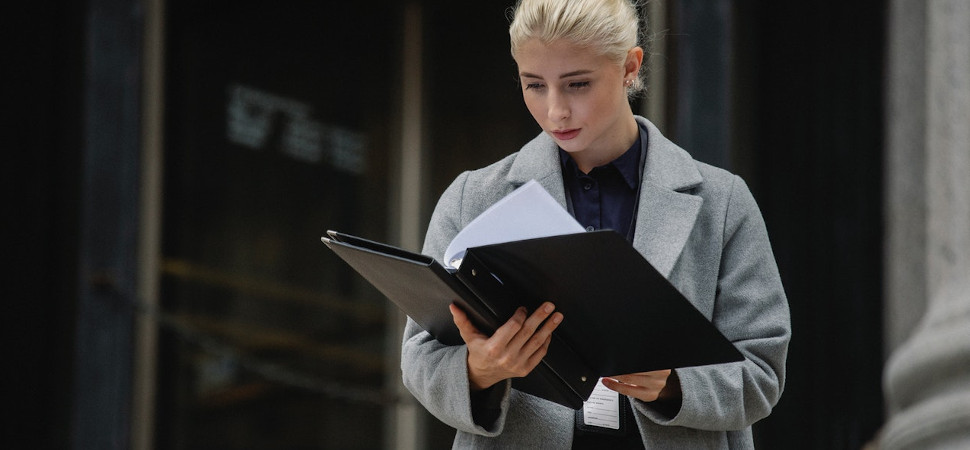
[583,378,621,429]
[443,180,584,269]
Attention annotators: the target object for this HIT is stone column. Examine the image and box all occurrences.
[882,0,970,448]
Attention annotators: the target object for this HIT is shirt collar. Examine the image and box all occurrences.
[558,134,642,191]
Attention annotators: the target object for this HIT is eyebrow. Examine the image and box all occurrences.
[519,69,594,79]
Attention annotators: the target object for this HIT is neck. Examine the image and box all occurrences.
[573,115,639,173]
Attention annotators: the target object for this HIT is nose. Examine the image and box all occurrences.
[547,90,570,122]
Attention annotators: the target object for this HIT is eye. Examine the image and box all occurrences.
[568,81,591,89]
[524,82,545,91]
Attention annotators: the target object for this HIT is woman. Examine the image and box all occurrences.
[401,0,791,448]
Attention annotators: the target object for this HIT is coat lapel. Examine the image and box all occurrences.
[633,183,702,278]
[632,118,704,278]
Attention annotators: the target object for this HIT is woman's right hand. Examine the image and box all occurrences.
[449,302,564,391]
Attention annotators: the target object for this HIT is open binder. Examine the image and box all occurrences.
[322,229,744,409]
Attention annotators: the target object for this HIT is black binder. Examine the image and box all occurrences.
[322,229,743,409]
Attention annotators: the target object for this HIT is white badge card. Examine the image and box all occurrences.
[582,378,621,429]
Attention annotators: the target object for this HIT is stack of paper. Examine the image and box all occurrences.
[444,180,584,269]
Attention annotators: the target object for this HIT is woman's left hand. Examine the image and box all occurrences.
[602,369,681,403]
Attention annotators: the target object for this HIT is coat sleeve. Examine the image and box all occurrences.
[636,175,791,431]
[399,172,514,436]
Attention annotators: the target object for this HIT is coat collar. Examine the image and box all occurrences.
[507,116,704,277]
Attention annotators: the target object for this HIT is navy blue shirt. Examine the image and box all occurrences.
[561,131,647,450]
[559,133,642,242]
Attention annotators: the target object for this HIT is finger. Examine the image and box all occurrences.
[603,371,670,402]
[525,333,554,369]
[521,310,563,356]
[537,311,564,336]
[601,377,662,401]
[513,310,562,376]
[601,377,638,395]
[487,306,528,347]
[508,302,557,351]
[610,370,671,387]
[449,303,486,344]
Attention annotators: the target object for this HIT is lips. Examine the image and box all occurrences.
[552,128,580,141]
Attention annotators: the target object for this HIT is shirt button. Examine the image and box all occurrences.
[583,183,592,191]
[586,226,595,232]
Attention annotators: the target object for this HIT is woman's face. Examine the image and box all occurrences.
[514,38,641,171]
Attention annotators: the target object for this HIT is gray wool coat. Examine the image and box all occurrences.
[401,116,791,449]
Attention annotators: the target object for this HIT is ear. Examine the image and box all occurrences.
[623,46,644,80]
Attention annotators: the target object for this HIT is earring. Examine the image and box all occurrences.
[625,79,633,86]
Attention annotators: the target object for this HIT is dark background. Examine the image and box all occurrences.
[10,0,884,448]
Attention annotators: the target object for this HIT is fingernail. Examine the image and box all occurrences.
[544,303,554,313]
[552,313,562,324]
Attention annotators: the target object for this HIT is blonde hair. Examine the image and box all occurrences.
[509,0,645,96]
